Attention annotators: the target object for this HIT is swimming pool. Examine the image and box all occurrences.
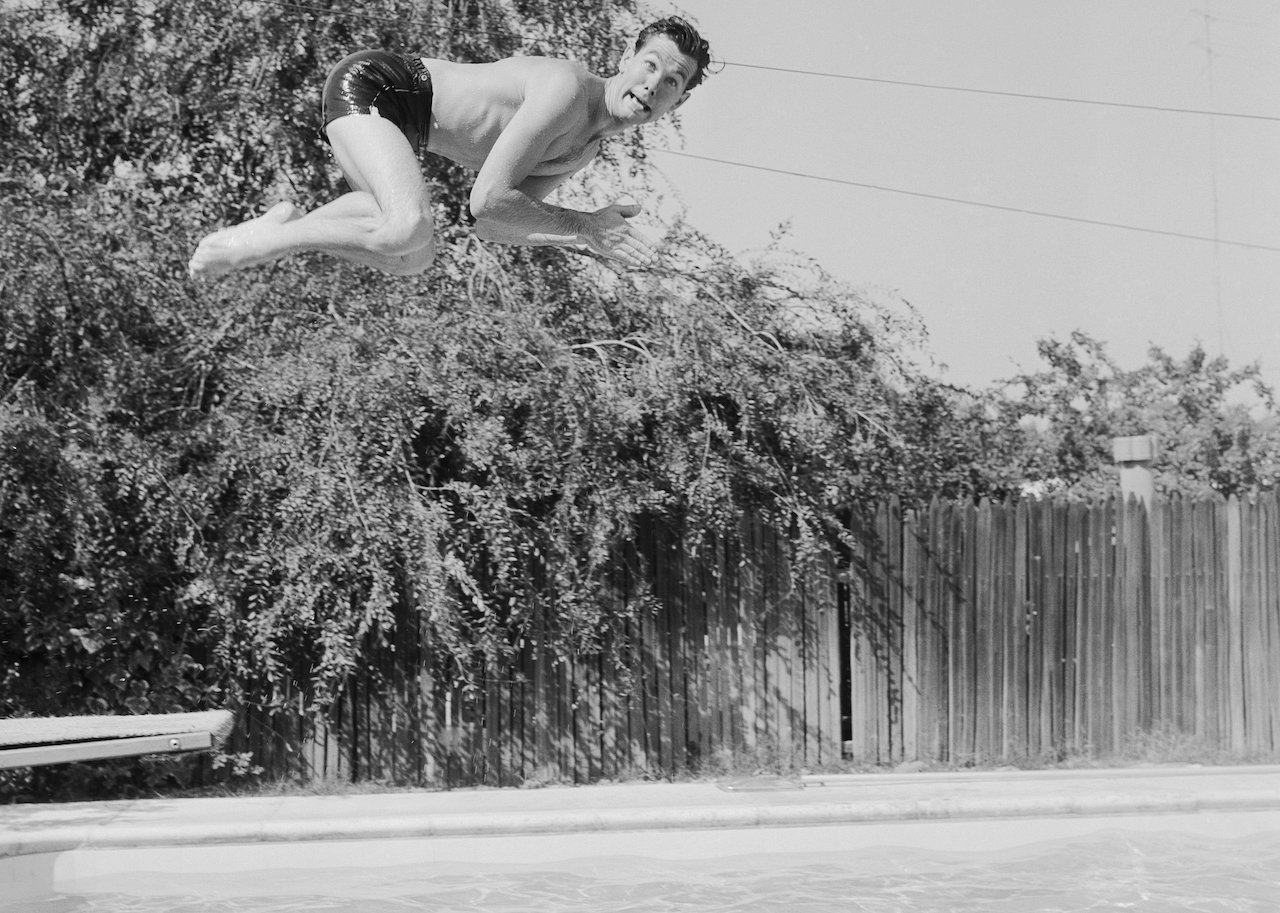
[5,768,1280,912]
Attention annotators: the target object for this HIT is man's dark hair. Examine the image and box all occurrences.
[635,16,712,91]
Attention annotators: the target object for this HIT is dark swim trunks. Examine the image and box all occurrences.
[320,50,434,153]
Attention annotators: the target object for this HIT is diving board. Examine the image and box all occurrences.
[0,711,235,769]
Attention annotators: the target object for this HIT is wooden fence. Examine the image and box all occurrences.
[237,491,1280,785]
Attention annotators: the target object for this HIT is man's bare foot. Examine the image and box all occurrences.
[188,201,301,278]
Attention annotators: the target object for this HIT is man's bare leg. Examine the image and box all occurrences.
[188,116,435,278]
[188,194,428,277]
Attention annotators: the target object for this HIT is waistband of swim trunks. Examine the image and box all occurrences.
[405,55,432,89]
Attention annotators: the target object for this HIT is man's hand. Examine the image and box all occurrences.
[578,202,657,267]
[475,197,659,269]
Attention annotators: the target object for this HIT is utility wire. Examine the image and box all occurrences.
[250,0,1280,123]
[719,61,1280,123]
[246,0,1280,252]
[655,148,1280,254]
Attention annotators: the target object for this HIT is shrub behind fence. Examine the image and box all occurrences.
[235,491,1280,784]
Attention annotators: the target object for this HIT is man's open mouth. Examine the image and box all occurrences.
[626,91,651,113]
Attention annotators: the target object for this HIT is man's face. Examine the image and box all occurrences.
[615,35,696,124]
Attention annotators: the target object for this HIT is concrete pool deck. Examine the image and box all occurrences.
[4,764,1280,858]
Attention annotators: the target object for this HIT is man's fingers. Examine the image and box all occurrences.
[614,242,657,268]
[587,204,658,265]
[626,226,659,263]
[603,240,648,266]
[612,239,653,265]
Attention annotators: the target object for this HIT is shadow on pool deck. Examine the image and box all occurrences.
[4,764,1280,858]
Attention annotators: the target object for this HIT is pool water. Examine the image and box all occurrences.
[11,828,1280,913]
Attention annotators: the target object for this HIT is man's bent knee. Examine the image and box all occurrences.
[387,238,435,276]
[368,208,433,259]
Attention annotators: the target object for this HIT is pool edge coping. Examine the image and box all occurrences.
[7,779,1280,858]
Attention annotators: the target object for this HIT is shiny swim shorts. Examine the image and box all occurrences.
[320,50,433,153]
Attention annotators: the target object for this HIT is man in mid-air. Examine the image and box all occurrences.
[188,17,711,278]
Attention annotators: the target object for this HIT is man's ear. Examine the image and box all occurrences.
[672,90,691,110]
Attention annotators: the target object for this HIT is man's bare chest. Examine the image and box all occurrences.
[533,137,601,174]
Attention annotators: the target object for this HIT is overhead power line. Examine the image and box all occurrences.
[719,61,1280,123]
[246,2,1280,123]
[655,148,1280,254]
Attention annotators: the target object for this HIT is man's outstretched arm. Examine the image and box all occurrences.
[467,69,656,267]
[474,191,654,268]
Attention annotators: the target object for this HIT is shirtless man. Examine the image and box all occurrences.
[188,17,711,278]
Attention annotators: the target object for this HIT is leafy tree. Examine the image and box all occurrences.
[994,330,1280,497]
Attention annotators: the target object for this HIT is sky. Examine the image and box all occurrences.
[643,1,1280,393]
